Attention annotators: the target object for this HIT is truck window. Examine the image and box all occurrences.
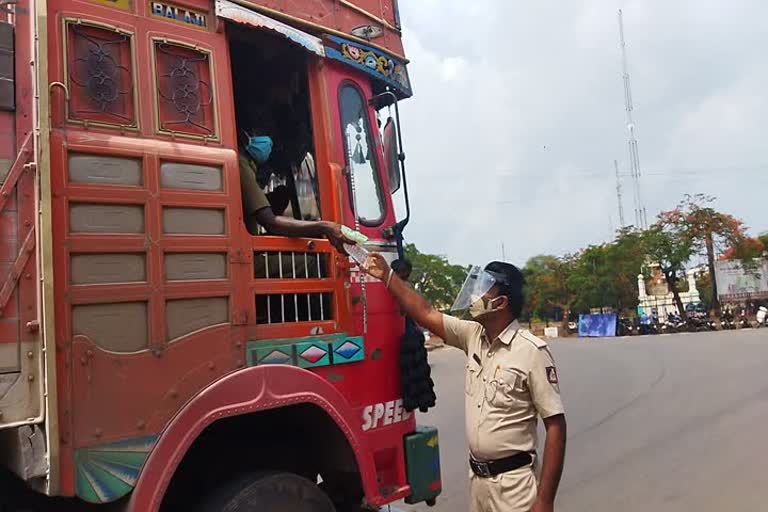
[339,83,385,225]
[227,26,321,233]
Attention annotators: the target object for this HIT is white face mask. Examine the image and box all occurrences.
[468,295,504,319]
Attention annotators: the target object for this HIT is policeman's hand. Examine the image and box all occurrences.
[364,252,390,281]
[530,499,554,512]
[322,222,354,254]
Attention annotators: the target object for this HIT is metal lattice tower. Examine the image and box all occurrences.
[618,9,648,229]
[614,160,625,228]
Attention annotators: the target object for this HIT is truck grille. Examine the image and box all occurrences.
[254,251,327,279]
[256,292,333,324]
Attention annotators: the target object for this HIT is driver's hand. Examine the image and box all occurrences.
[323,222,355,254]
[363,252,390,281]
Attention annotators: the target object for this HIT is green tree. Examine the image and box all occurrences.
[522,255,561,320]
[569,245,612,313]
[722,237,765,261]
[541,229,646,316]
[696,272,713,311]
[404,243,468,311]
[523,254,579,332]
[643,219,693,316]
[605,228,647,312]
[675,194,747,313]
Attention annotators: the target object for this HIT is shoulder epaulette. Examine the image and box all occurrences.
[519,329,547,349]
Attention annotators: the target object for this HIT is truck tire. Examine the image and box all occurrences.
[199,471,336,512]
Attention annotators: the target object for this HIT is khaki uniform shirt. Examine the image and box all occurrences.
[443,315,564,461]
[238,152,271,217]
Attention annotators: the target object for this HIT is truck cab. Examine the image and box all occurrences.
[0,0,440,510]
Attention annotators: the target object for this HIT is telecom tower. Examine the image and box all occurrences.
[614,160,625,228]
[618,9,648,229]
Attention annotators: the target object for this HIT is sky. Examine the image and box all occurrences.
[393,0,768,268]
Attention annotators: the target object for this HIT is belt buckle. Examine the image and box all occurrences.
[472,459,492,478]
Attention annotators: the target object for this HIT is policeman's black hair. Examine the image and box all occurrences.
[484,261,525,318]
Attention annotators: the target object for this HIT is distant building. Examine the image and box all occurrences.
[637,263,700,316]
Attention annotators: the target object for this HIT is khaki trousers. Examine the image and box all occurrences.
[469,465,538,512]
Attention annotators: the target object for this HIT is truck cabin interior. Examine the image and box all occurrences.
[227,25,321,233]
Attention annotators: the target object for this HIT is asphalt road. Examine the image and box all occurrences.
[397,328,768,512]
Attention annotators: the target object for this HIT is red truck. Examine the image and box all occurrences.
[0,0,440,509]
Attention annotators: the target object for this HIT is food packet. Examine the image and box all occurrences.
[341,225,369,245]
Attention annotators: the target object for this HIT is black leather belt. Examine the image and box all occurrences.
[469,452,533,478]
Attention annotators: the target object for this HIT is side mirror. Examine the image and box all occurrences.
[382,117,400,194]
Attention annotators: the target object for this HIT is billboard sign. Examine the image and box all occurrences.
[715,259,768,301]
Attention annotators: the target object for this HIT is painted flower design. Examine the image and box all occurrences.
[364,55,378,69]
[345,44,361,60]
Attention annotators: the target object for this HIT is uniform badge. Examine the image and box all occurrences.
[546,366,558,384]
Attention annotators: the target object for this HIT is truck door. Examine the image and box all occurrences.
[317,60,405,402]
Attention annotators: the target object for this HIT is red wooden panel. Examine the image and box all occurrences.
[250,320,336,341]
[0,114,14,160]
[66,186,150,204]
[0,210,18,238]
[0,317,19,344]
[69,284,151,305]
[154,41,216,138]
[0,286,19,321]
[251,279,335,295]
[157,238,229,252]
[65,21,136,127]
[0,227,18,262]
[69,327,237,447]
[252,0,405,58]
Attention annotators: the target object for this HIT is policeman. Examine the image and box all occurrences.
[363,256,567,512]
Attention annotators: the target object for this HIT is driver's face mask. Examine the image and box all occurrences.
[245,135,273,164]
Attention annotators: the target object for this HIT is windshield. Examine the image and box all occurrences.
[339,83,385,225]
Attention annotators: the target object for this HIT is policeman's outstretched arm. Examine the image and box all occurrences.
[364,252,446,341]
[532,414,567,512]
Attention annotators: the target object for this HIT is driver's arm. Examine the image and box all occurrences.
[239,154,348,251]
[254,207,337,240]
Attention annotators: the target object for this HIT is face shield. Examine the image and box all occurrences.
[450,266,499,312]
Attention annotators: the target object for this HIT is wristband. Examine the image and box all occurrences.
[385,268,394,289]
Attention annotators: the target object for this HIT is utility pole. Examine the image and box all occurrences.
[618,9,647,229]
[614,159,625,228]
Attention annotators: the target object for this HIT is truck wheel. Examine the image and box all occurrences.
[199,472,336,512]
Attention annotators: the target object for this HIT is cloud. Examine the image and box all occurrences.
[396,0,768,266]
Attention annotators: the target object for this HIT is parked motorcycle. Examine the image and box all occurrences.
[720,308,736,330]
[617,317,634,336]
[687,311,714,332]
[640,312,660,335]
[662,312,686,333]
[756,306,768,328]
[737,309,750,329]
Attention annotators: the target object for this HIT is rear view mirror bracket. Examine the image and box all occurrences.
[370,91,410,259]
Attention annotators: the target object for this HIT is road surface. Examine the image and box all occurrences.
[398,329,768,512]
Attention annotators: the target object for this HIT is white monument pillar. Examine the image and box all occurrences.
[686,270,698,294]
